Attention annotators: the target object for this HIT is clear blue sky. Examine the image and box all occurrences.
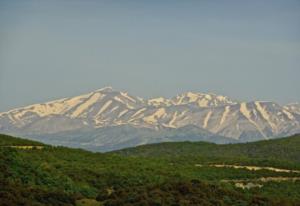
[0,0,299,112]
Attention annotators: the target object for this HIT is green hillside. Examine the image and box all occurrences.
[115,134,300,168]
[1,133,300,205]
[0,134,45,146]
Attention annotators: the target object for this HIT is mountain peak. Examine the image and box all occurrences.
[95,86,114,93]
[286,102,300,106]
[148,97,171,107]
[1,87,299,143]
[172,91,236,107]
[284,102,300,115]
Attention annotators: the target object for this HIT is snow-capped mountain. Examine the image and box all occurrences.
[147,92,236,107]
[171,92,237,107]
[0,87,299,151]
[284,103,300,115]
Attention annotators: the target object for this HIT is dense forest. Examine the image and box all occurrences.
[1,134,300,205]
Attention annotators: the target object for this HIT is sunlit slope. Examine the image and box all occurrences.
[1,87,300,145]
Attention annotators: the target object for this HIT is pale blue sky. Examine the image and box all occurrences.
[0,0,299,112]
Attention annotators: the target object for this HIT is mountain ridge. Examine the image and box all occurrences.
[0,87,299,151]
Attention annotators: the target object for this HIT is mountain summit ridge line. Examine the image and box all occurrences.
[0,87,299,147]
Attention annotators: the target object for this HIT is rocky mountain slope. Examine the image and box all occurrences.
[0,87,299,151]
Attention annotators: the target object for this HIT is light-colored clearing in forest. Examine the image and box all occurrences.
[1,145,44,150]
[195,164,300,173]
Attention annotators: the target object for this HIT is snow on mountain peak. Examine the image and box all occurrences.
[95,86,114,93]
[284,102,300,115]
[148,97,171,107]
[172,92,236,107]
[0,87,299,142]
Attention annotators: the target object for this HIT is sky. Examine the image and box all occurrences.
[0,0,299,112]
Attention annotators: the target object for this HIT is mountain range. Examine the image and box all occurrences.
[0,87,299,151]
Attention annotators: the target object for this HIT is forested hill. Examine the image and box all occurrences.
[0,134,45,146]
[1,133,300,205]
[114,134,300,164]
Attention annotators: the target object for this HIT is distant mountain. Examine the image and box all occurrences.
[28,124,234,152]
[284,103,300,115]
[0,87,299,151]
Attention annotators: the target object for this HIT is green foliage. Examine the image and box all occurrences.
[1,133,300,205]
[97,180,286,206]
[75,199,102,206]
[0,133,44,146]
[115,134,300,168]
